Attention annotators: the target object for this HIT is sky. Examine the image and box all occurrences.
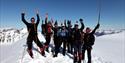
[0,0,125,30]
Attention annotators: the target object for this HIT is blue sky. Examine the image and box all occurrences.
[0,0,125,30]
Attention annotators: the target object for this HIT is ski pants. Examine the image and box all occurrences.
[67,36,73,53]
[44,34,51,47]
[54,36,62,55]
[60,37,67,55]
[27,35,43,50]
[82,45,92,63]
[73,40,83,61]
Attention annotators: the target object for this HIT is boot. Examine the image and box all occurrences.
[53,54,57,57]
[27,49,33,58]
[40,48,45,56]
[44,45,49,52]
[46,47,49,52]
[62,51,65,56]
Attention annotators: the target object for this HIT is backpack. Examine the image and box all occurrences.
[84,33,95,46]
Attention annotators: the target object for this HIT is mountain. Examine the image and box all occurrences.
[95,29,125,36]
[0,28,27,45]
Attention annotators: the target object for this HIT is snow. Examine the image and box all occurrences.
[93,31,125,63]
[0,29,125,63]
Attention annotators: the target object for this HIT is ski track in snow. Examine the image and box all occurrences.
[0,31,125,63]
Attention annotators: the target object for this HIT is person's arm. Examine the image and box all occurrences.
[79,19,85,31]
[91,23,100,34]
[45,13,48,25]
[35,10,40,25]
[21,13,29,25]
[64,20,68,29]
[44,13,48,33]
[36,14,40,25]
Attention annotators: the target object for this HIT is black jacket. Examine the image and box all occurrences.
[83,24,100,46]
[21,13,40,35]
[73,22,85,40]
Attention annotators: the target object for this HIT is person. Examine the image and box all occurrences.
[52,21,62,57]
[57,22,68,56]
[21,10,45,58]
[73,19,84,63]
[44,13,53,52]
[66,20,74,54]
[82,23,100,63]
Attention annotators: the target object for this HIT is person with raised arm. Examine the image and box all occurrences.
[82,23,100,63]
[44,13,53,52]
[73,18,84,63]
[21,10,45,58]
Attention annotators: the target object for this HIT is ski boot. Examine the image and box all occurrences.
[40,48,45,56]
[44,45,49,52]
[27,49,33,58]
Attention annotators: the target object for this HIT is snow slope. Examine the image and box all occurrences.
[0,31,125,63]
[93,31,125,63]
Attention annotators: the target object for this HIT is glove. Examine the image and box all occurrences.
[21,13,25,15]
[79,18,83,23]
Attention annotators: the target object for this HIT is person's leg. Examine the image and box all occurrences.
[82,46,86,60]
[78,41,82,63]
[53,37,58,57]
[67,41,70,53]
[44,35,51,52]
[63,39,67,56]
[74,52,77,63]
[34,36,43,48]
[70,39,73,54]
[27,36,33,58]
[34,36,45,56]
[67,37,71,53]
[87,47,92,63]
[73,40,79,63]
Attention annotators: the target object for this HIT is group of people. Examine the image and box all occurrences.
[21,11,100,63]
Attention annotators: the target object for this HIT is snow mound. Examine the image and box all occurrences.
[18,47,105,63]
